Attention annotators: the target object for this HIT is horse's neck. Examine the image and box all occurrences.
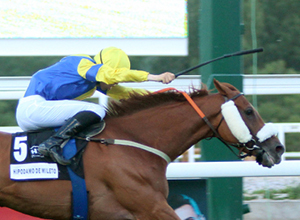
[106,95,221,161]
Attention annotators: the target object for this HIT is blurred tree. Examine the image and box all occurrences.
[243,0,300,72]
[260,1,300,71]
[0,101,18,126]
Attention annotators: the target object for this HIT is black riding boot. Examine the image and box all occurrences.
[38,111,101,165]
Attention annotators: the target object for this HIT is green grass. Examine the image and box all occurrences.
[244,184,300,200]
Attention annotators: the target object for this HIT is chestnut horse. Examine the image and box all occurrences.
[0,79,284,220]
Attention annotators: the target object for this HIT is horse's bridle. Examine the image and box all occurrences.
[158,88,263,159]
[211,93,262,158]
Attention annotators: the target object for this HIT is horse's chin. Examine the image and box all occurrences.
[255,150,276,168]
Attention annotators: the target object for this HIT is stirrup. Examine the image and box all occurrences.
[49,146,71,166]
[38,142,71,166]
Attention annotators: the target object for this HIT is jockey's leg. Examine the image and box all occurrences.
[38,111,101,165]
[16,95,105,165]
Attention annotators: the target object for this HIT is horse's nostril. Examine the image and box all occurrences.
[276,145,284,155]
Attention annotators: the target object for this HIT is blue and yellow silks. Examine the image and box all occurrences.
[25,47,149,100]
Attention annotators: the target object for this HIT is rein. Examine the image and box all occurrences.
[155,88,221,135]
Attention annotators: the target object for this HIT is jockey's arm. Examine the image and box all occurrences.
[103,72,175,100]
[147,72,175,84]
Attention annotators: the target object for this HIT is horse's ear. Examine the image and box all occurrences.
[213,79,228,96]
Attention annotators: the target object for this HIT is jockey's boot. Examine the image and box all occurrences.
[38,111,101,165]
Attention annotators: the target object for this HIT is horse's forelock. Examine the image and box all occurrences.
[106,86,209,117]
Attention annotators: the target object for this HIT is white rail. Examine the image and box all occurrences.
[166,161,300,179]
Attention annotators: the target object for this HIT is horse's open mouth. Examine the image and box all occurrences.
[255,150,276,168]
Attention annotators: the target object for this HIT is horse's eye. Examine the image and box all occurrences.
[245,108,254,115]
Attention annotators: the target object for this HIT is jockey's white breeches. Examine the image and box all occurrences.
[16,95,106,131]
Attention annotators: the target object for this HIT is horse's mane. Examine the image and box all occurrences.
[106,86,209,117]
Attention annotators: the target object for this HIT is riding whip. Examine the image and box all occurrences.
[175,48,263,77]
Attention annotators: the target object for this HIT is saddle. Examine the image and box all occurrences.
[76,121,106,139]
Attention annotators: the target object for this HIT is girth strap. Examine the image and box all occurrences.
[80,137,172,164]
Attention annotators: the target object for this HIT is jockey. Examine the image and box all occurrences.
[16,47,175,165]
